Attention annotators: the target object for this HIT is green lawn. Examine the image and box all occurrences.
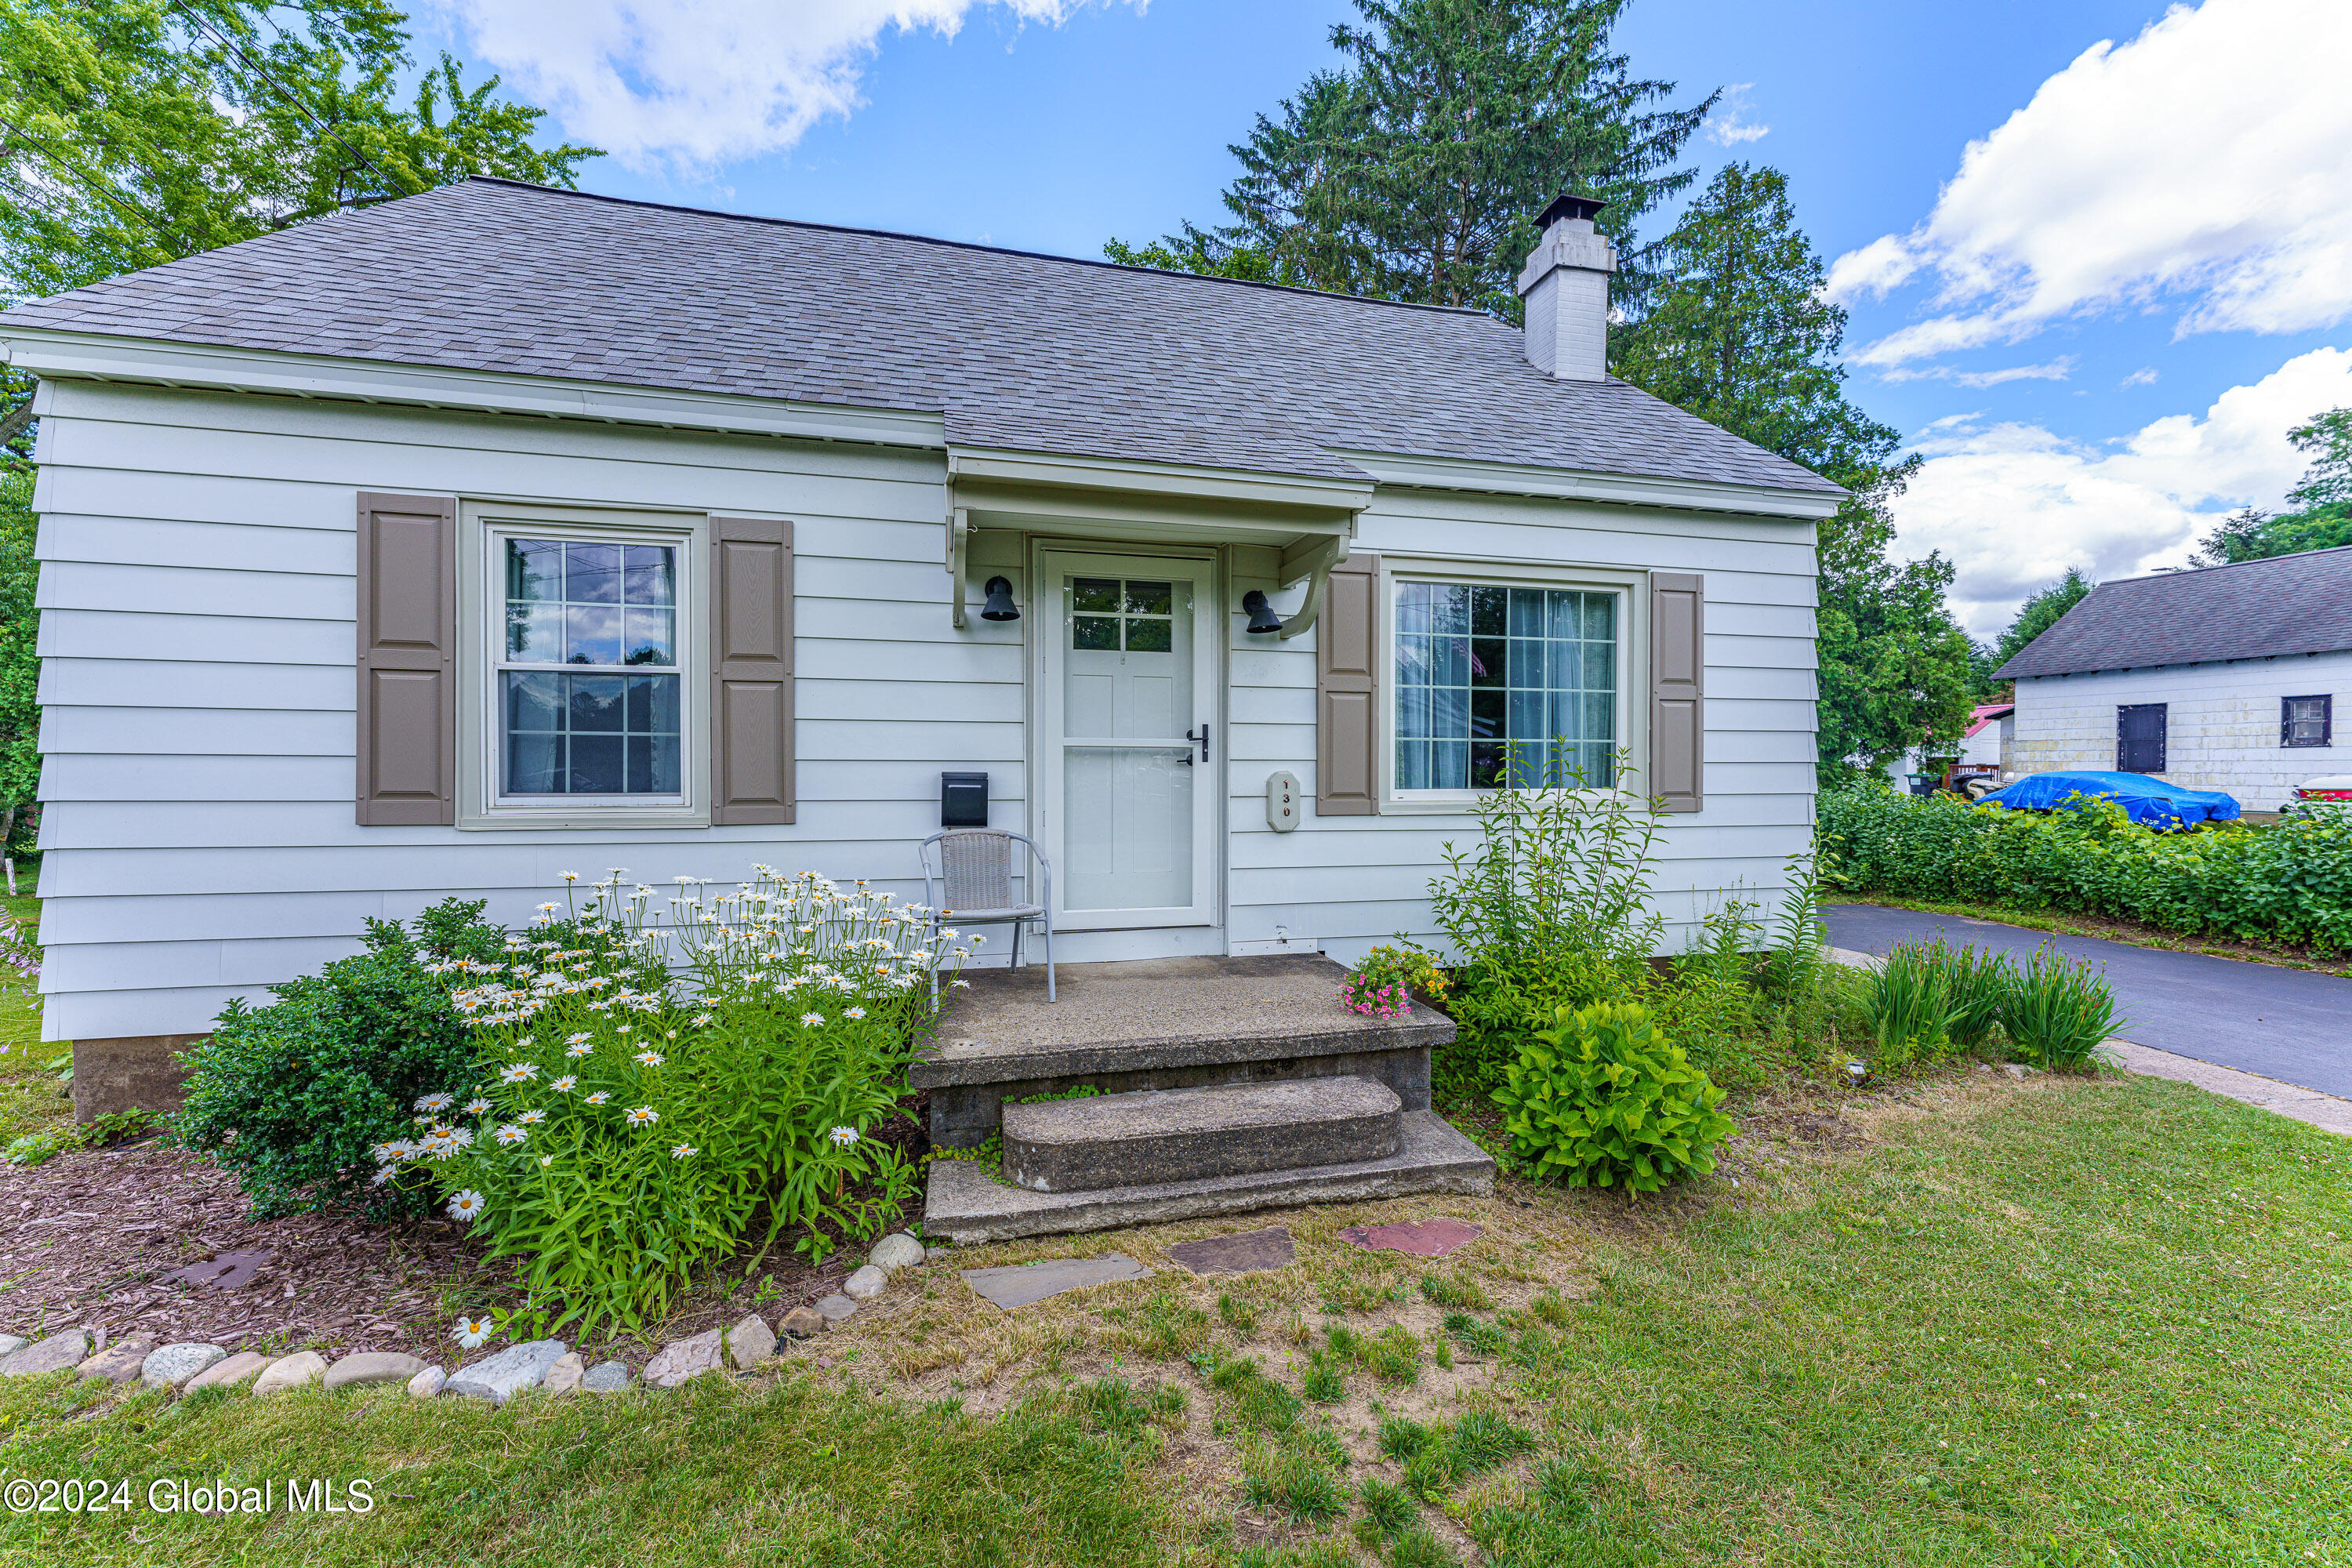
[0,858,60,1144]
[4,1070,2350,1566]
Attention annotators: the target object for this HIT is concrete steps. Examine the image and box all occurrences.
[1003,1078,1403,1192]
[927,1109,1495,1245]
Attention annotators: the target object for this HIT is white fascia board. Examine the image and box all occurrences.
[947,443,1374,517]
[0,328,948,450]
[1332,448,1846,521]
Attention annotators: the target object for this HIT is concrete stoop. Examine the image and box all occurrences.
[916,954,1497,1243]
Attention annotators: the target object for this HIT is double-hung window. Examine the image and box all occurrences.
[1392,579,1624,793]
[456,504,709,827]
[2282,695,2333,748]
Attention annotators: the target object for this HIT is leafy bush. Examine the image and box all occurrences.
[1863,942,1955,1069]
[1490,1000,1733,1192]
[175,898,506,1219]
[1820,782,2352,953]
[1999,946,2125,1071]
[380,869,961,1335]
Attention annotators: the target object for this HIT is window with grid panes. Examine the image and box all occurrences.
[1393,582,1619,790]
[499,538,682,797]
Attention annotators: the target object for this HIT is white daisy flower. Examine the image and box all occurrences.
[539,1155,554,1167]
[567,1041,593,1058]
[565,1032,593,1046]
[625,1105,659,1127]
[670,1144,697,1160]
[561,870,580,881]
[550,1075,578,1094]
[369,1167,395,1187]
[415,1091,455,1112]
[447,1190,487,1223]
[463,1098,492,1117]
[845,1007,866,1020]
[452,1314,493,1346]
[800,1012,826,1028]
[494,1124,528,1146]
[498,1062,540,1083]
[633,1051,664,1067]
[515,1036,535,1049]
[691,1012,714,1026]
[585,1091,611,1105]
[828,1125,858,1147]
[517,1109,547,1126]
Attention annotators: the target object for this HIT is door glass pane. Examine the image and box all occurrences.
[1063,747,1193,912]
[1064,577,1192,738]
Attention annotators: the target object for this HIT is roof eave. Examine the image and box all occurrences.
[1330,447,1845,520]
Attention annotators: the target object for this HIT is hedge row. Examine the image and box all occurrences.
[1817,786,2352,953]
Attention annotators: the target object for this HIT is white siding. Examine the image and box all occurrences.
[32,381,1011,1040]
[2011,655,2352,808]
[34,379,1820,1040]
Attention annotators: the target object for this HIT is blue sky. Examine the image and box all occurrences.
[413,0,2352,637]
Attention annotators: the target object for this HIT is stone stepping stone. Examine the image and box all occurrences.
[1,1329,90,1378]
[252,1351,327,1396]
[185,1350,269,1392]
[162,1249,271,1290]
[141,1343,226,1390]
[325,1352,428,1390]
[1168,1226,1296,1276]
[1338,1217,1483,1258]
[78,1335,156,1383]
[960,1253,1149,1311]
[448,1340,567,1403]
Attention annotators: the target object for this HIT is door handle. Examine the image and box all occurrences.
[1186,724,1210,764]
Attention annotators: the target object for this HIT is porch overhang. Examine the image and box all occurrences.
[945,445,1367,637]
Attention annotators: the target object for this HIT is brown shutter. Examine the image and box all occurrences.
[354,492,456,826]
[1650,571,1704,813]
[711,516,795,825]
[1315,553,1381,815]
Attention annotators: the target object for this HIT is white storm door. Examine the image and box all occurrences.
[1038,550,1218,930]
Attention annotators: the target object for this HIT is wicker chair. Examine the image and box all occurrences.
[916,829,1057,1002]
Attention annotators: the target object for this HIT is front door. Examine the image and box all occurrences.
[1037,549,1218,930]
[2118,702,2167,773]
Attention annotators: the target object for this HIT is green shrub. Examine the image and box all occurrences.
[383,869,953,1335]
[1491,1000,1733,1192]
[175,898,505,1219]
[1862,941,1956,1069]
[1820,782,2352,953]
[2000,946,2125,1070]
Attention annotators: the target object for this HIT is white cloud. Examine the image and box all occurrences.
[1889,347,2352,636]
[1881,357,2075,389]
[1828,0,2352,365]
[2120,367,2159,387]
[1703,84,1769,147]
[427,0,1120,172]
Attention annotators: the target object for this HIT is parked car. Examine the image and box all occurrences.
[1973,769,2241,828]
[2285,773,2352,820]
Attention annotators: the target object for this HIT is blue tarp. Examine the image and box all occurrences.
[1975,770,2241,828]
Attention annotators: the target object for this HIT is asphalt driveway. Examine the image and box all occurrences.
[1820,903,2352,1100]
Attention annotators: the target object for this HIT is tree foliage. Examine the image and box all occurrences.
[1986,567,2093,681]
[1609,162,1970,779]
[1109,0,1711,314]
[2190,407,2352,565]
[0,467,31,840]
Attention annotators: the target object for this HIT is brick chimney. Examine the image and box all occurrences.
[1516,193,1617,381]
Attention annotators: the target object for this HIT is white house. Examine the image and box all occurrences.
[1997,548,2352,808]
[0,180,1840,1112]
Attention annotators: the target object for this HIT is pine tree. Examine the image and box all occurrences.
[2189,407,2352,564]
[1112,0,1711,313]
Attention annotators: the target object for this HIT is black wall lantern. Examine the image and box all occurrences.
[1241,589,1283,635]
[980,575,1021,621]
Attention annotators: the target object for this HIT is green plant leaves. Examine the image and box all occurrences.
[1490,1000,1733,1193]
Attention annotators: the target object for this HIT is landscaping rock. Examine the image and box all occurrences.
[869,1232,925,1272]
[185,1350,268,1392]
[2004,1063,2037,1080]
[844,1265,888,1300]
[777,1306,824,1339]
[815,1294,858,1328]
[408,1366,447,1399]
[141,1343,227,1390]
[725,1314,776,1370]
[252,1351,328,1396]
[325,1352,428,1391]
[0,1334,26,1359]
[448,1340,568,1404]
[580,1360,631,1394]
[960,1254,1150,1311]
[644,1329,725,1388]
[0,1329,90,1377]
[78,1334,157,1383]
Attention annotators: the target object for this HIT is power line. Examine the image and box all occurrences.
[161,0,416,203]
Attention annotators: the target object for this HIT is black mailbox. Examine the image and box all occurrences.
[941,771,989,828]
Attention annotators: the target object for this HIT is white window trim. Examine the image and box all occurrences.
[1376,556,1650,815]
[456,500,713,830]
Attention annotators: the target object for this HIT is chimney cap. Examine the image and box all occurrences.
[1537,192,1608,229]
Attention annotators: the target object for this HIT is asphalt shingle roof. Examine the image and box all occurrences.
[0,179,1842,495]
[1995,546,2352,679]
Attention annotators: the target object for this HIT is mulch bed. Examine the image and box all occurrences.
[1,1111,930,1370]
